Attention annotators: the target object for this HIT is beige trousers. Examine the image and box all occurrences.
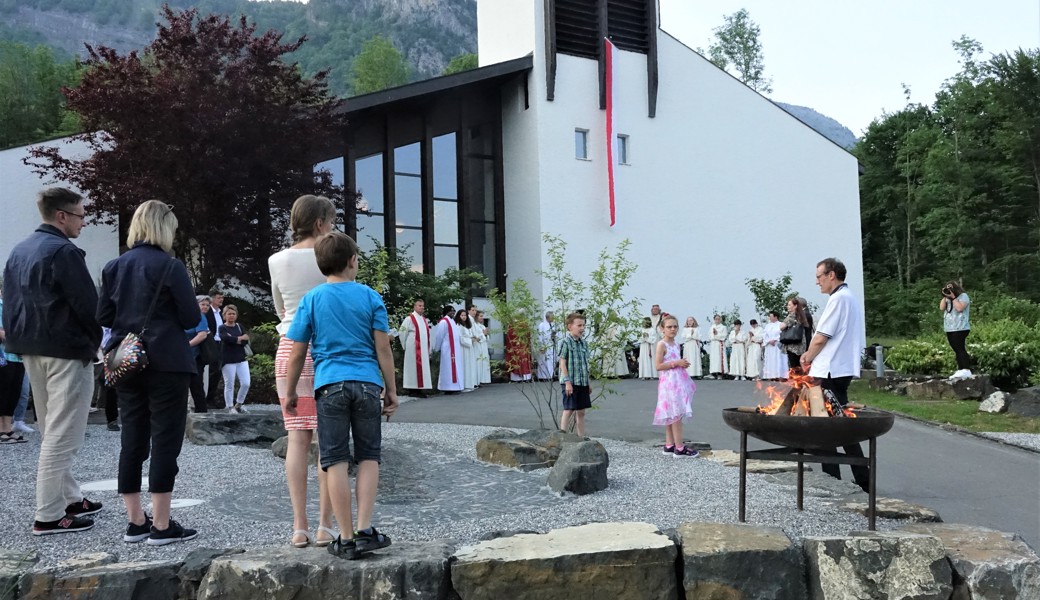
[23,355,93,522]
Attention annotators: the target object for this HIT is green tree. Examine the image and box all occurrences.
[442,52,477,75]
[745,273,794,317]
[706,9,772,94]
[350,35,409,94]
[0,41,81,148]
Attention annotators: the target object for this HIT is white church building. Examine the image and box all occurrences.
[2,0,863,326]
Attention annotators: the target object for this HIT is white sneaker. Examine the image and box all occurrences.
[12,421,35,433]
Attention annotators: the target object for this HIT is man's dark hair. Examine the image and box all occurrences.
[768,310,780,319]
[37,187,83,220]
[208,287,223,297]
[314,231,358,276]
[733,319,742,326]
[817,257,847,281]
[442,305,455,317]
[749,319,758,326]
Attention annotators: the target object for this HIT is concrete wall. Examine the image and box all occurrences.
[0,138,119,286]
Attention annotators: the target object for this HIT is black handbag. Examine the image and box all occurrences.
[199,336,220,365]
[779,323,805,345]
[104,259,175,385]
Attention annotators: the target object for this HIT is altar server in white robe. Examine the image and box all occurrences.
[708,315,728,378]
[682,317,702,378]
[600,322,630,377]
[638,317,659,379]
[475,311,492,384]
[745,319,764,380]
[456,309,479,392]
[536,312,557,380]
[399,299,433,393]
[727,320,749,380]
[433,305,465,392]
[762,311,789,380]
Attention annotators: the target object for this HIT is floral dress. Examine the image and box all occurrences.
[653,341,695,426]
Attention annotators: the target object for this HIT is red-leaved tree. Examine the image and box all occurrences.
[26,5,346,295]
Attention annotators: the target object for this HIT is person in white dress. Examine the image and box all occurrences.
[433,305,464,392]
[745,319,764,380]
[475,310,492,384]
[600,320,630,377]
[708,315,728,378]
[727,320,748,380]
[398,299,433,395]
[638,317,659,379]
[536,312,556,380]
[681,317,702,378]
[456,309,479,392]
[762,311,789,380]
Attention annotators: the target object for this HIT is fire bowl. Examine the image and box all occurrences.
[722,408,895,449]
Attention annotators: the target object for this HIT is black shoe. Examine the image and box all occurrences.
[124,515,153,543]
[327,535,358,559]
[66,497,103,517]
[147,519,198,546]
[352,527,392,557]
[107,421,120,432]
[33,515,94,536]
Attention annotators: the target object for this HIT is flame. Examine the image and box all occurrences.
[755,369,857,417]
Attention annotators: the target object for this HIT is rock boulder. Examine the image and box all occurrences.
[19,559,180,600]
[475,428,584,471]
[271,435,320,465]
[841,497,943,523]
[452,522,677,600]
[950,375,995,400]
[902,523,1040,600]
[979,391,1010,414]
[1008,386,1040,418]
[186,410,286,445]
[803,531,952,600]
[677,522,806,599]
[547,440,608,495]
[0,549,38,600]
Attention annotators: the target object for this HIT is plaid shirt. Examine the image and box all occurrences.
[558,334,590,386]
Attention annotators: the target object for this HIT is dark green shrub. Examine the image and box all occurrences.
[248,353,279,405]
[249,321,280,357]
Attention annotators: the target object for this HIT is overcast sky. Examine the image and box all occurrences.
[658,0,1040,136]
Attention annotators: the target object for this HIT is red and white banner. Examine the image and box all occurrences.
[604,37,618,227]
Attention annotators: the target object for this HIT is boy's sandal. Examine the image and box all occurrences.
[353,527,392,553]
[315,526,337,547]
[291,529,312,548]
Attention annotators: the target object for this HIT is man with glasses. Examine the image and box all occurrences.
[2,187,104,535]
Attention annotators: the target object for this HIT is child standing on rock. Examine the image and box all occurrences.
[654,315,698,457]
[558,312,591,437]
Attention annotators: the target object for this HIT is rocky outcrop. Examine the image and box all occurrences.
[185,411,286,445]
[676,522,806,599]
[803,531,953,600]
[197,542,456,600]
[451,522,677,600]
[979,391,1010,413]
[19,558,181,600]
[902,523,1040,600]
[904,376,995,401]
[1008,386,1040,418]
[475,428,584,471]
[176,548,245,600]
[841,497,943,523]
[547,440,608,495]
[0,549,38,600]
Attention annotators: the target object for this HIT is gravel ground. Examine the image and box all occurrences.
[1,422,907,567]
[976,431,1040,452]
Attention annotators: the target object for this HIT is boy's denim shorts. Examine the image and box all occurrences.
[315,380,383,471]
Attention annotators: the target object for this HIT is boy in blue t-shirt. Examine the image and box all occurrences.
[283,231,398,559]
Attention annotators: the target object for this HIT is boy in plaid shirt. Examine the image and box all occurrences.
[558,312,591,436]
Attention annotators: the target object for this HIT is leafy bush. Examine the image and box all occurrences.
[885,337,953,376]
[249,321,280,357]
[247,353,279,405]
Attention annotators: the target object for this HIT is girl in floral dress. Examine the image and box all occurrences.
[653,315,698,457]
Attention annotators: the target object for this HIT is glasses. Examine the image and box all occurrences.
[59,209,86,220]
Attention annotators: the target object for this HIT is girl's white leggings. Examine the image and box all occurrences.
[222,361,251,407]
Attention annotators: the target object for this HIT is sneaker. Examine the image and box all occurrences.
[672,446,699,458]
[147,520,198,546]
[107,421,121,432]
[33,515,94,536]
[66,498,103,517]
[124,516,153,543]
[235,404,248,413]
[326,535,358,559]
[12,421,35,433]
[661,444,675,455]
[227,406,238,414]
[351,527,392,558]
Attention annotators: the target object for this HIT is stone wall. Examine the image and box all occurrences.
[3,522,1037,599]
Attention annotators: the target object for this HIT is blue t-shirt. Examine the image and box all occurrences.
[185,315,208,358]
[286,281,389,390]
[0,298,21,363]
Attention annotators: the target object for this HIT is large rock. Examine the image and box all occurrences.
[979,391,1010,414]
[452,522,677,600]
[547,440,608,495]
[0,550,38,600]
[475,428,583,471]
[677,522,806,599]
[197,541,455,599]
[271,435,320,465]
[803,532,953,600]
[950,375,995,400]
[841,497,943,523]
[177,547,245,599]
[903,376,994,401]
[1008,386,1040,418]
[19,560,180,600]
[186,410,286,445]
[902,523,1040,599]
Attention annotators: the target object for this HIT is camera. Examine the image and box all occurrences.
[942,285,953,297]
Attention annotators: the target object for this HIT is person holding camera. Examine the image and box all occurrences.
[940,281,972,380]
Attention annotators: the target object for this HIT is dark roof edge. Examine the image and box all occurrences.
[337,54,534,114]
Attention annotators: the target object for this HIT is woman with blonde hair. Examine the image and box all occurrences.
[268,194,336,547]
[218,304,250,413]
[97,200,202,545]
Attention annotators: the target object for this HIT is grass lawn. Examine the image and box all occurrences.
[866,336,908,348]
[848,381,1040,434]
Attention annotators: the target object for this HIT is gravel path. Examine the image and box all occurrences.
[976,431,1040,452]
[1,422,907,567]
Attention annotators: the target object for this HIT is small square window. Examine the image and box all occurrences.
[617,134,629,165]
[575,129,589,160]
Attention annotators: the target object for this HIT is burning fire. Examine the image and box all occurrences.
[755,369,857,417]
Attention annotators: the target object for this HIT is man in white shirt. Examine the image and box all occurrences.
[399,299,432,396]
[801,257,868,492]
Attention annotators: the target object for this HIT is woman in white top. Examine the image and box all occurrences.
[475,311,493,384]
[762,311,788,380]
[638,317,659,379]
[681,317,702,378]
[745,319,764,380]
[268,195,335,549]
[456,309,479,392]
[727,320,748,380]
[708,315,728,378]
